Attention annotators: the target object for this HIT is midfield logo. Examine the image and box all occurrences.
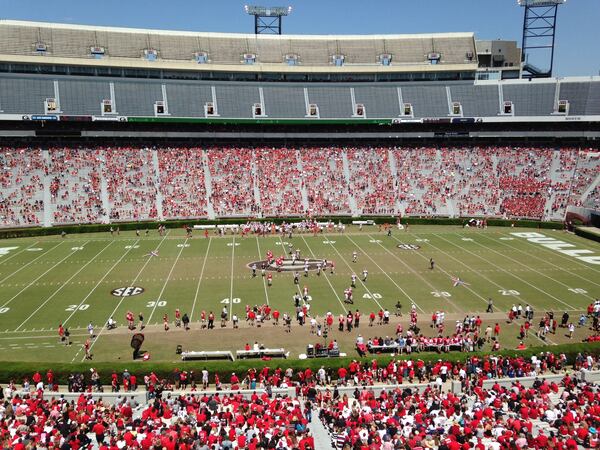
[247,258,331,272]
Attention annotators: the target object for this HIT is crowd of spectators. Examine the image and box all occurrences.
[255,148,305,217]
[158,148,208,219]
[207,147,258,217]
[50,148,105,224]
[104,148,158,222]
[347,148,396,216]
[1,146,599,228]
[300,148,352,216]
[568,149,600,209]
[0,147,44,227]
[2,351,599,449]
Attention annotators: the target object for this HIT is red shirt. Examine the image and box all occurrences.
[92,423,105,435]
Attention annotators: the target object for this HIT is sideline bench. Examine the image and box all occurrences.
[181,351,234,361]
[367,342,399,354]
[306,345,340,358]
[236,348,288,359]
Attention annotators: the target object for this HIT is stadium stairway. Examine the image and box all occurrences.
[387,149,403,215]
[151,149,164,221]
[446,198,457,218]
[99,158,110,223]
[296,149,310,213]
[545,151,564,220]
[310,411,334,449]
[341,150,359,217]
[251,153,263,218]
[42,149,53,227]
[201,150,216,220]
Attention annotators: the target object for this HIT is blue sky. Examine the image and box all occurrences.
[2,0,599,77]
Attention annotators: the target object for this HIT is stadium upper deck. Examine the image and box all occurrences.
[0,20,478,75]
[0,19,596,134]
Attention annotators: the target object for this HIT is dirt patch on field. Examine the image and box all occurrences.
[89,312,587,363]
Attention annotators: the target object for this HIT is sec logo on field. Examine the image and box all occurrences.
[111,286,145,297]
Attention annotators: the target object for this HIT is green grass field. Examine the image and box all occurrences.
[0,225,598,364]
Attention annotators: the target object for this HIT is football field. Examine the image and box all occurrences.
[0,225,599,363]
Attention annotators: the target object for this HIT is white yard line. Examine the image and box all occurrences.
[256,236,270,305]
[429,233,533,311]
[366,233,464,313]
[427,233,554,345]
[276,233,305,302]
[397,233,493,311]
[229,236,236,318]
[0,242,63,285]
[491,233,600,290]
[344,234,422,312]
[82,232,170,361]
[62,239,141,327]
[190,237,212,320]
[0,241,40,266]
[1,242,87,309]
[319,235,386,311]
[147,238,188,324]
[14,240,114,331]
[450,233,577,311]
[299,235,347,314]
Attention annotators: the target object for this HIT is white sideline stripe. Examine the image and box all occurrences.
[494,233,600,290]
[299,235,347,314]
[0,242,63,285]
[83,232,170,361]
[0,242,84,309]
[147,238,188,324]
[345,234,420,313]
[0,241,40,265]
[367,234,463,314]
[0,334,87,340]
[62,239,141,326]
[229,236,235,317]
[324,236,385,311]
[190,237,212,320]
[452,233,577,311]
[429,233,552,345]
[14,240,113,331]
[256,236,270,306]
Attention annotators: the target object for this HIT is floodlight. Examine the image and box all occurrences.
[518,0,566,6]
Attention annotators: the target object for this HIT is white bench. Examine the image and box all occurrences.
[236,348,289,359]
[181,350,234,361]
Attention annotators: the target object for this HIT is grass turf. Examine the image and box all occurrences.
[0,225,598,364]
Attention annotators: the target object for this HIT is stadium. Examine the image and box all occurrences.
[0,0,599,448]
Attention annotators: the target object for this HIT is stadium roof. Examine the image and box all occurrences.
[0,19,474,41]
[0,20,478,73]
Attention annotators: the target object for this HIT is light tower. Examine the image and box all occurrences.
[518,0,566,78]
[244,5,292,35]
